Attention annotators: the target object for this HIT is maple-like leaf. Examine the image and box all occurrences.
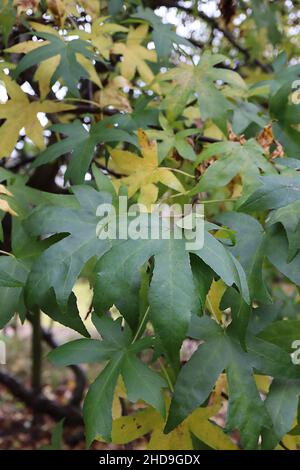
[165,315,300,449]
[95,75,132,112]
[0,73,74,159]
[33,116,136,184]
[49,314,166,445]
[157,51,246,129]
[111,391,237,450]
[108,129,185,208]
[147,114,198,162]
[195,139,276,193]
[134,6,193,60]
[77,17,128,60]
[111,24,158,90]
[8,24,99,97]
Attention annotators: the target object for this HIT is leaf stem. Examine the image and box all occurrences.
[164,167,196,179]
[0,250,14,257]
[63,97,101,108]
[200,198,238,204]
[206,294,221,324]
[159,358,174,393]
[131,306,150,343]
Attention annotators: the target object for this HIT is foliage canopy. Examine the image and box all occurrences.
[1,0,300,451]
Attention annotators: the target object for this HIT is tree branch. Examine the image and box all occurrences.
[147,0,272,73]
[0,370,83,425]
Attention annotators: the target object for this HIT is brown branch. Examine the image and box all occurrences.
[0,370,83,425]
[40,325,86,407]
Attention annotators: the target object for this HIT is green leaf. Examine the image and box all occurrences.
[48,338,114,366]
[94,220,248,366]
[248,335,300,380]
[122,353,166,416]
[134,7,193,60]
[195,140,275,192]
[217,212,271,302]
[94,238,158,331]
[262,379,300,449]
[166,317,275,449]
[238,175,300,212]
[0,268,24,287]
[0,0,15,46]
[0,256,27,328]
[221,288,251,347]
[190,256,214,315]
[266,226,300,286]
[149,237,199,368]
[33,118,136,184]
[147,114,198,162]
[165,319,229,433]
[41,291,89,337]
[158,51,246,128]
[51,314,165,445]
[258,320,300,353]
[92,163,116,197]
[225,339,271,449]
[192,230,250,304]
[84,351,124,445]
[24,186,111,310]
[267,200,300,261]
[14,32,97,97]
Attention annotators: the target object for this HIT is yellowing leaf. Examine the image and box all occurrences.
[281,433,300,450]
[47,0,79,26]
[109,129,185,209]
[111,400,237,450]
[6,22,101,98]
[0,74,74,158]
[112,377,127,420]
[0,185,17,216]
[206,279,227,322]
[15,0,39,15]
[79,0,100,19]
[254,374,271,394]
[34,55,61,100]
[77,18,128,60]
[111,24,158,91]
[95,75,132,112]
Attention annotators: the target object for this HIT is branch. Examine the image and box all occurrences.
[40,325,86,407]
[0,370,83,425]
[147,1,272,73]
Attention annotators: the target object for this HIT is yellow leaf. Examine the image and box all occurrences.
[80,0,100,19]
[77,18,128,60]
[254,374,271,394]
[5,23,101,98]
[148,417,193,450]
[189,410,238,450]
[112,407,156,445]
[109,129,184,210]
[0,74,74,158]
[0,185,18,216]
[111,25,158,92]
[111,398,237,450]
[95,75,132,112]
[281,433,300,450]
[47,0,79,26]
[76,54,102,89]
[206,279,227,322]
[112,377,127,420]
[34,55,61,100]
